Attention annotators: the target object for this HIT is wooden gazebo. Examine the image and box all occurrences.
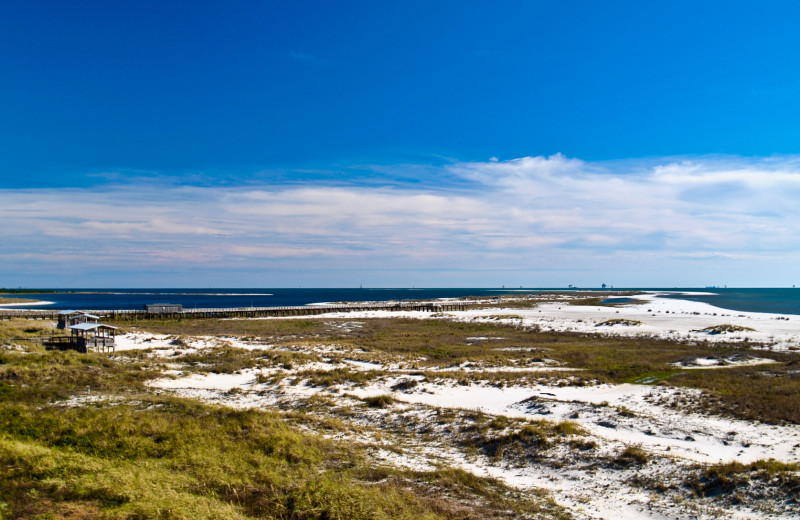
[58,311,100,330]
[68,323,118,353]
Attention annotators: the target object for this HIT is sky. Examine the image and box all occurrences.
[2,1,800,288]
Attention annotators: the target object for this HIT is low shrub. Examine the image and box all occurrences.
[596,319,643,327]
[362,394,395,408]
[698,324,756,335]
[614,445,649,466]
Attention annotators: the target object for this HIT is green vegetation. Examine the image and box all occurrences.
[697,324,756,334]
[0,318,62,346]
[595,318,643,327]
[614,445,649,466]
[301,368,385,388]
[471,292,641,310]
[310,318,798,423]
[111,314,800,424]
[109,317,331,339]
[0,319,59,338]
[686,459,800,497]
[362,394,396,408]
[0,320,567,519]
[0,398,468,519]
[4,304,800,517]
[181,346,319,374]
[655,364,800,424]
[0,351,155,404]
[630,370,688,385]
[462,419,585,462]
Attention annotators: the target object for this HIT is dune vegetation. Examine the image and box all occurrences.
[3,296,800,518]
[0,321,566,519]
[112,316,800,424]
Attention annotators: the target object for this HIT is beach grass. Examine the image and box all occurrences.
[685,459,800,498]
[111,317,331,339]
[463,292,640,310]
[0,399,480,520]
[0,319,569,519]
[0,318,61,344]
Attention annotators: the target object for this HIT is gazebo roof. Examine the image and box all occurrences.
[68,323,118,331]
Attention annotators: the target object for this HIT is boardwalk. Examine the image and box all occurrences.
[0,301,470,321]
[7,335,113,353]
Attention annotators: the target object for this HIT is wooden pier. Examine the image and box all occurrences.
[0,301,469,321]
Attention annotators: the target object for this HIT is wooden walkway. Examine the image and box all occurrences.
[8,336,113,353]
[0,301,469,321]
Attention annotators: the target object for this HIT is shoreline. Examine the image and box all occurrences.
[4,291,799,349]
[0,300,54,307]
[2,287,799,316]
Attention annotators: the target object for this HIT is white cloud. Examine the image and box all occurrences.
[81,218,225,236]
[2,154,800,285]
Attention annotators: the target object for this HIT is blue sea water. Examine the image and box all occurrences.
[3,287,800,315]
[654,288,800,316]
[1,288,518,311]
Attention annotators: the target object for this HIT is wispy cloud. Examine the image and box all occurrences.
[2,154,799,286]
[288,51,338,67]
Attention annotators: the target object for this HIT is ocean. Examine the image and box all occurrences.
[1,288,515,311]
[654,288,800,316]
[3,287,800,315]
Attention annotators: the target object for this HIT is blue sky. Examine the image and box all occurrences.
[2,1,800,287]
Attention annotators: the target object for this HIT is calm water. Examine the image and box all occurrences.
[654,288,800,316]
[2,288,520,311]
[3,287,800,315]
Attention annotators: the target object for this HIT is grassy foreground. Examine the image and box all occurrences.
[0,322,566,519]
[5,303,800,518]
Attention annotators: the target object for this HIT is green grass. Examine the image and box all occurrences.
[659,364,800,424]
[306,318,799,423]
[628,370,688,385]
[0,350,155,403]
[461,419,585,462]
[362,394,396,408]
[685,459,800,498]
[595,318,643,327]
[0,318,63,344]
[109,317,331,340]
[0,318,568,519]
[0,399,458,520]
[5,310,799,516]
[614,445,649,466]
[180,346,320,374]
[469,292,641,310]
[300,367,385,388]
[697,324,756,334]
